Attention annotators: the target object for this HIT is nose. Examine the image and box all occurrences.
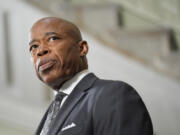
[37,47,49,57]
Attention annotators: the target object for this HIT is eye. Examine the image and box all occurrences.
[30,44,38,51]
[49,36,60,42]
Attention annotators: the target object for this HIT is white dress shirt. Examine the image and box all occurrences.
[55,69,90,108]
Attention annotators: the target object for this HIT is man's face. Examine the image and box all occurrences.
[29,20,83,89]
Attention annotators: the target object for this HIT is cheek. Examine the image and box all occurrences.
[31,58,39,75]
[54,45,80,71]
[54,47,69,65]
[54,50,63,68]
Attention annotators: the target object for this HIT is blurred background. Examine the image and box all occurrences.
[0,0,180,135]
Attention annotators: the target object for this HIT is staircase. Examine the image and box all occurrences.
[27,0,180,82]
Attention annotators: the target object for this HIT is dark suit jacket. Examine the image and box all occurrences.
[35,73,153,135]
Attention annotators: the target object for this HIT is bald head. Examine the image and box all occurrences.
[31,17,82,43]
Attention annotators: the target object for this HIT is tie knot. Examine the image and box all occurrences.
[55,92,66,101]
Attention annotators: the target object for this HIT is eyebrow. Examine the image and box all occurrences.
[29,39,35,45]
[29,32,59,45]
[45,32,59,36]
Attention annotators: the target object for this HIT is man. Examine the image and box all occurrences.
[29,17,153,135]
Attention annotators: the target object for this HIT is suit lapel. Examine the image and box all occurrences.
[48,73,98,135]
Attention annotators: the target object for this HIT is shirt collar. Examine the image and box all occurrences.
[58,69,90,95]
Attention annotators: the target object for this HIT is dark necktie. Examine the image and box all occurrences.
[40,92,66,135]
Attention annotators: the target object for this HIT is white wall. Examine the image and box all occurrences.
[0,0,51,133]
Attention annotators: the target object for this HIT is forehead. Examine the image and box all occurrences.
[30,20,66,39]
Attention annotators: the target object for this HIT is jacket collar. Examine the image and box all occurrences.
[58,69,90,96]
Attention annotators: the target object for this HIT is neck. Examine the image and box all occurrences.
[50,67,88,91]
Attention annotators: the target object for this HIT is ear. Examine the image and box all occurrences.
[78,40,88,56]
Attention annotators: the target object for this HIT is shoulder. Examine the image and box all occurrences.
[91,78,140,100]
[85,75,153,134]
[89,78,153,135]
[85,74,146,113]
[90,78,149,116]
[88,78,145,114]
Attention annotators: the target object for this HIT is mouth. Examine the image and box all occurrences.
[38,59,56,72]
